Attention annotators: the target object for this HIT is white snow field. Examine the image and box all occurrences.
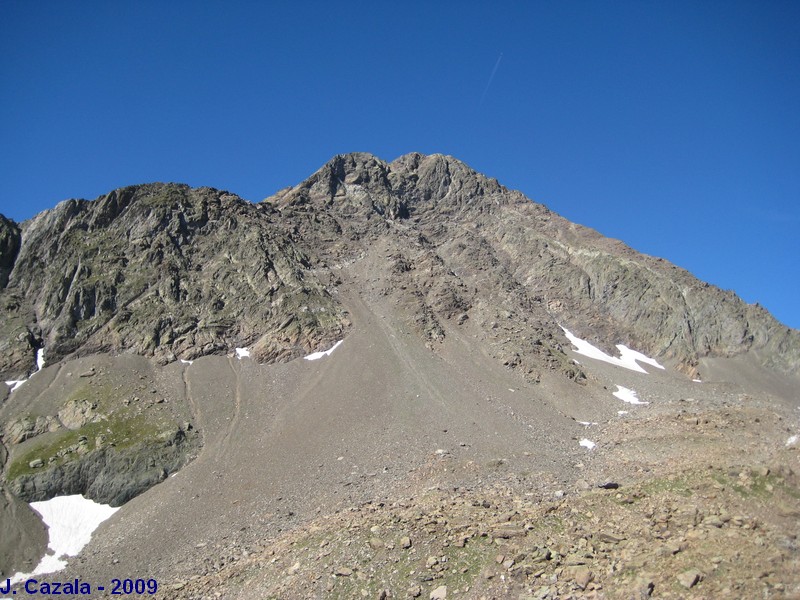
[561,327,664,373]
[235,347,251,359]
[4,379,26,392]
[5,495,119,590]
[304,340,343,361]
[3,349,46,395]
[613,385,649,405]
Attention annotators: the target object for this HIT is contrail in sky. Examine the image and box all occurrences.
[480,52,503,106]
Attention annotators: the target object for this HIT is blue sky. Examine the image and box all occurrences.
[2,1,798,329]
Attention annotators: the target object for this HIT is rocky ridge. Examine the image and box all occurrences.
[1,153,797,384]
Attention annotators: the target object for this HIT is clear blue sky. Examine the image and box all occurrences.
[2,1,798,329]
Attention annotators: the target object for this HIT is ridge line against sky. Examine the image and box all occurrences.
[1,2,798,329]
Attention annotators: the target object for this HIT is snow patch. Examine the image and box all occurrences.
[579,439,596,450]
[3,351,47,397]
[5,379,26,392]
[617,410,629,415]
[561,327,664,373]
[787,435,799,448]
[6,495,119,588]
[692,379,702,383]
[180,359,194,365]
[613,385,649,405]
[304,340,343,361]
[577,421,598,426]
[235,347,251,359]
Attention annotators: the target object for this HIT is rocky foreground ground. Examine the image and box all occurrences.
[146,391,799,600]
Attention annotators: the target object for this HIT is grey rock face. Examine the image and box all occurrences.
[9,430,198,506]
[267,152,799,377]
[3,415,61,445]
[0,184,347,378]
[0,153,797,381]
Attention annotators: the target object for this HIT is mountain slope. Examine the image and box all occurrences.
[1,153,796,384]
[265,152,799,378]
[1,153,798,597]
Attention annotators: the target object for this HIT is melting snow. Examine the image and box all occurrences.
[6,495,119,589]
[235,347,251,359]
[4,350,46,395]
[5,379,26,392]
[304,340,343,361]
[561,327,664,373]
[579,439,596,450]
[613,385,649,405]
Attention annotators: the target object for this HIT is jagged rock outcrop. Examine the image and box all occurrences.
[266,152,800,377]
[0,184,348,377]
[0,153,797,381]
[8,430,196,506]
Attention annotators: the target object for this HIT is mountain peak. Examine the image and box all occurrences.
[265,152,513,224]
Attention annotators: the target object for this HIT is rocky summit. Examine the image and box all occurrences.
[1,153,798,599]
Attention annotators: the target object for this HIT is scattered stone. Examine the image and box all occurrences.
[677,569,703,589]
[569,565,593,590]
[429,585,447,599]
[635,576,655,597]
[493,526,526,538]
[703,515,724,528]
[334,567,353,577]
[28,458,44,468]
[597,481,620,489]
[595,532,624,544]
[407,584,422,598]
[666,540,684,555]
[369,537,385,550]
[400,536,412,549]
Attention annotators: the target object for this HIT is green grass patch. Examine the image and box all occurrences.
[6,410,170,481]
[712,471,799,500]
[640,475,694,498]
[439,536,494,590]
